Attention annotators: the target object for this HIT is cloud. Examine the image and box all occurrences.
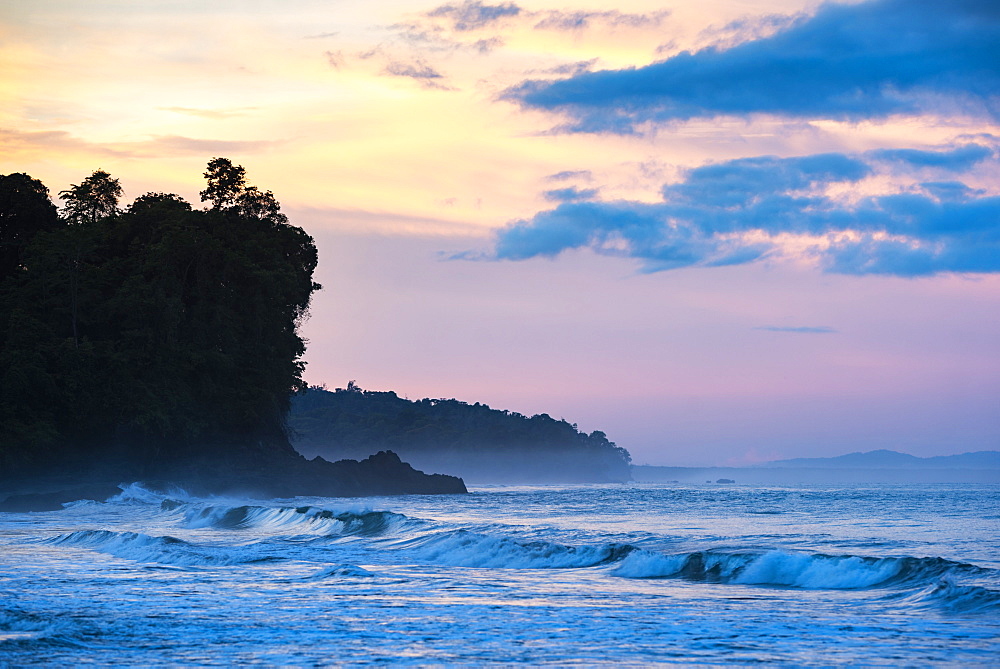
[533,9,670,31]
[535,59,599,77]
[0,128,282,162]
[0,128,133,157]
[543,186,598,202]
[473,37,505,54]
[402,2,669,58]
[325,50,345,69]
[693,13,803,53]
[476,142,1000,276]
[870,144,994,172]
[426,1,521,31]
[545,170,593,182]
[383,60,453,89]
[755,326,837,334]
[422,2,667,34]
[146,136,281,155]
[920,181,985,201]
[505,0,1000,132]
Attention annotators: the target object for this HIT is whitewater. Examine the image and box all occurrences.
[1,482,997,665]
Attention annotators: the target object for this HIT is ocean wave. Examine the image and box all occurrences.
[105,482,195,506]
[303,564,376,580]
[0,608,80,646]
[402,529,635,569]
[181,505,408,536]
[891,579,1000,614]
[613,548,990,590]
[42,529,281,567]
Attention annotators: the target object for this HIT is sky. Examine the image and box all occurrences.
[2,0,998,466]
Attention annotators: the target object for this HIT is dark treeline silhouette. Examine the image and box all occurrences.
[0,162,465,505]
[291,383,633,483]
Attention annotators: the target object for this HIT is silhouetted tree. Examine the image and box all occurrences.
[0,173,60,281]
[0,161,319,473]
[58,169,122,224]
[200,157,246,210]
[236,186,287,223]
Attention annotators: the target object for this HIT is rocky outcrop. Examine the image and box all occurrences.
[0,450,467,512]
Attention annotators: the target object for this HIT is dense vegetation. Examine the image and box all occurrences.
[290,383,633,483]
[0,161,320,476]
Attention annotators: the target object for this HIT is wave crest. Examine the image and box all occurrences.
[304,564,376,580]
[43,529,280,567]
[614,549,989,590]
[181,505,408,536]
[404,529,635,569]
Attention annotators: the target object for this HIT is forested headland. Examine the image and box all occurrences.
[0,162,464,506]
[290,383,633,483]
[0,160,630,505]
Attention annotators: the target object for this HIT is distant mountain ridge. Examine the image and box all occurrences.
[759,449,1000,469]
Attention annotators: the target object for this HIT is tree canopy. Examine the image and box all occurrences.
[58,169,122,224]
[0,173,59,281]
[0,161,320,474]
[290,384,632,483]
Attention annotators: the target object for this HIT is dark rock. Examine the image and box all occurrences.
[0,450,466,508]
[0,484,122,512]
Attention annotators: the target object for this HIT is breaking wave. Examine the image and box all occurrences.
[181,505,409,536]
[892,580,1000,614]
[613,548,991,589]
[0,607,86,647]
[401,529,635,568]
[304,564,376,580]
[42,530,281,567]
[105,482,195,506]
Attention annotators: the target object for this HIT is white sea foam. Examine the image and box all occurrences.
[612,550,689,579]
[105,482,194,505]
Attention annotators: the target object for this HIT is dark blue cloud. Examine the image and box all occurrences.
[870,144,994,171]
[543,187,598,202]
[664,153,870,209]
[920,181,985,201]
[505,0,1000,131]
[482,144,1000,276]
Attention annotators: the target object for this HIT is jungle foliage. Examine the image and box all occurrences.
[290,383,633,483]
[0,161,320,474]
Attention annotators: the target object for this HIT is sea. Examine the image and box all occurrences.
[1,481,998,665]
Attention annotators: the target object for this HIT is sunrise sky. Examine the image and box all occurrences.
[2,0,998,465]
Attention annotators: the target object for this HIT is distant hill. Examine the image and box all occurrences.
[633,449,1000,485]
[289,384,632,483]
[759,449,1000,469]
